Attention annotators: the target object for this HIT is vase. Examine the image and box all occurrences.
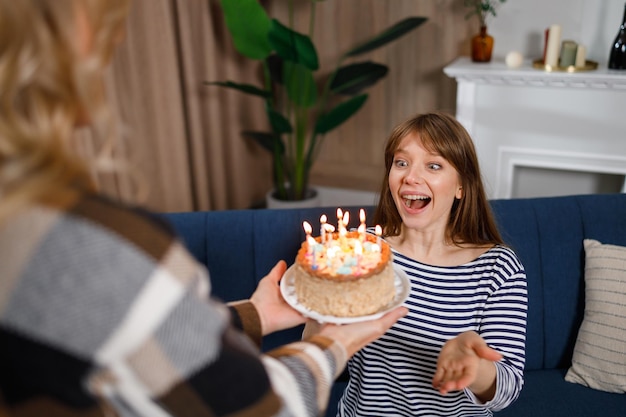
[471,26,494,63]
[265,187,321,209]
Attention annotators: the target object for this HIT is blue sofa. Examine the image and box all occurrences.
[162,193,626,416]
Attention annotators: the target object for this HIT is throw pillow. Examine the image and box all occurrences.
[565,239,626,393]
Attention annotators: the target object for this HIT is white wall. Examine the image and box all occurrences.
[487,0,624,64]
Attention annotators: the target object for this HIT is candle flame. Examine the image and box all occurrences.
[320,214,327,224]
[360,208,365,223]
[343,211,349,226]
[303,221,312,235]
[375,225,382,236]
[337,208,343,220]
[324,224,335,233]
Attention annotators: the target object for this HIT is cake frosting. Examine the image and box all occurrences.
[293,214,396,317]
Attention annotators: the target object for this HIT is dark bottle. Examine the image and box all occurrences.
[471,26,494,63]
[609,2,626,69]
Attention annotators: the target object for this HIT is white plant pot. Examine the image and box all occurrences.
[266,187,320,209]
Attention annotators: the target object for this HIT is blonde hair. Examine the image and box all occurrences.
[0,0,130,223]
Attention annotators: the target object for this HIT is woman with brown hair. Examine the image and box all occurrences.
[336,112,528,416]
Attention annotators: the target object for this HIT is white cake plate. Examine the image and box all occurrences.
[280,264,410,324]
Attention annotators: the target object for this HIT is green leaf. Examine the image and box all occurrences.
[330,62,388,95]
[315,94,368,134]
[220,0,272,60]
[284,61,317,108]
[267,108,293,134]
[269,19,319,70]
[204,81,271,98]
[241,131,284,154]
[345,17,427,57]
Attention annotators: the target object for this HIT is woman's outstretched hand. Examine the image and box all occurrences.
[250,260,307,335]
[432,331,502,400]
[303,307,408,358]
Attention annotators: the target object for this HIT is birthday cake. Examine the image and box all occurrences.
[293,211,395,317]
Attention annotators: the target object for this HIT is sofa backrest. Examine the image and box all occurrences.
[162,206,372,350]
[162,193,626,370]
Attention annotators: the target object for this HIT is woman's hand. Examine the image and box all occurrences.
[303,307,408,358]
[250,260,307,335]
[432,331,502,401]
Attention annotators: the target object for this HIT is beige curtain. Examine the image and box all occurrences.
[100,0,194,211]
[89,0,473,212]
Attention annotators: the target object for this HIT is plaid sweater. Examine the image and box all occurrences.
[0,194,346,417]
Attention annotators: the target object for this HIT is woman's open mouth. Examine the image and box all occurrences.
[402,194,431,209]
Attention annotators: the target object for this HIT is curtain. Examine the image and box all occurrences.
[101,0,195,211]
[88,0,473,212]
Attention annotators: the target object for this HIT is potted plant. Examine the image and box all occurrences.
[464,0,506,62]
[208,0,427,203]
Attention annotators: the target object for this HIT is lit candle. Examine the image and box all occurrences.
[359,209,366,242]
[324,224,335,246]
[307,235,317,258]
[337,208,343,230]
[358,223,366,242]
[375,224,382,248]
[338,210,348,246]
[303,221,312,254]
[339,225,347,246]
[320,214,327,243]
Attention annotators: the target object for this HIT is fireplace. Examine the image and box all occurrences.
[444,57,626,199]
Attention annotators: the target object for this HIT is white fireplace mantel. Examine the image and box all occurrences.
[444,57,626,90]
[444,57,626,199]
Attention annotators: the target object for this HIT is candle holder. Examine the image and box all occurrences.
[532,59,598,73]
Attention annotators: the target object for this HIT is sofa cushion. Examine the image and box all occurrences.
[564,239,626,393]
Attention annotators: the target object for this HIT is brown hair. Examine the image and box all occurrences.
[373,112,503,246]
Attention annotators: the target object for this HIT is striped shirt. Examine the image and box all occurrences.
[0,194,346,417]
[338,245,527,417]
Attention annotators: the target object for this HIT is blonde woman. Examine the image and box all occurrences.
[0,1,406,416]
